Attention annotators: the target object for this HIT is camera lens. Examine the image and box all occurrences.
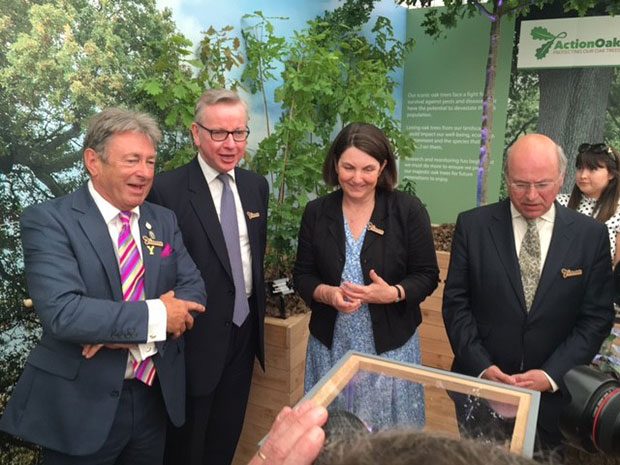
[560,365,620,455]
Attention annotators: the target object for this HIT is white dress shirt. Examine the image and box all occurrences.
[197,155,253,297]
[88,181,167,378]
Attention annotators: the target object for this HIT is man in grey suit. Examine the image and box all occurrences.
[0,108,206,465]
[443,134,614,453]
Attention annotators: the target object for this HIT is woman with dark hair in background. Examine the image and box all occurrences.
[557,143,620,264]
[557,142,620,373]
[293,123,439,431]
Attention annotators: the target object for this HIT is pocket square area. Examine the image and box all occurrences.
[161,243,173,257]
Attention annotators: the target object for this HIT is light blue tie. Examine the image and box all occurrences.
[218,174,250,326]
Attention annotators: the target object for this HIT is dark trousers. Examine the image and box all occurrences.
[164,315,257,465]
[42,379,166,465]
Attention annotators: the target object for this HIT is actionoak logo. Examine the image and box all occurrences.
[531,27,567,59]
[531,26,620,60]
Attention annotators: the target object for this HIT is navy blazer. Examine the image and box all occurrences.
[443,199,614,433]
[293,188,439,354]
[0,186,206,455]
[148,157,269,396]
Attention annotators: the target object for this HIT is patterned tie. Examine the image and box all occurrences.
[118,211,156,385]
[218,174,250,326]
[519,219,541,312]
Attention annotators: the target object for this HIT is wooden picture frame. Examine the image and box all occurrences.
[303,351,540,458]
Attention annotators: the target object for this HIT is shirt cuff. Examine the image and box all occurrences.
[146,298,167,342]
[542,371,559,392]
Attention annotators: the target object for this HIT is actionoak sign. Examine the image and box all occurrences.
[518,15,620,69]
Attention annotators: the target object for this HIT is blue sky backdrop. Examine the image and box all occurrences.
[155,1,409,149]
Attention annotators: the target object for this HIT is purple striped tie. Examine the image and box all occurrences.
[118,211,156,386]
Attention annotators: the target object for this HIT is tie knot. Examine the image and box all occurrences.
[119,211,132,226]
[218,173,231,187]
[526,219,537,230]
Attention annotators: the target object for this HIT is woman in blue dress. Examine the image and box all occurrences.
[293,123,439,431]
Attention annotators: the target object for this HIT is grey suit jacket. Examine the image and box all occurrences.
[0,185,205,455]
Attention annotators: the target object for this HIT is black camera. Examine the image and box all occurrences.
[559,365,620,455]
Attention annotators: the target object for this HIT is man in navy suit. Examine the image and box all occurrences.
[0,108,206,465]
[443,134,614,453]
[148,89,269,465]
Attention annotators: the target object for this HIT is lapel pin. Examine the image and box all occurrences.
[142,235,164,256]
[367,222,384,236]
[246,211,260,220]
[561,268,583,278]
[145,222,152,230]
[148,231,156,240]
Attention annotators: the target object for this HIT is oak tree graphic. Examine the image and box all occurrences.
[531,26,568,59]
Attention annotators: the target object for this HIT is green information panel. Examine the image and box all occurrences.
[401,7,515,224]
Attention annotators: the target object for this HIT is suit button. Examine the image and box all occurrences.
[110,390,120,398]
[225,321,231,327]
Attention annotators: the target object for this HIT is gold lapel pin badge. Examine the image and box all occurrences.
[246,211,260,220]
[561,268,583,278]
[142,235,164,256]
[367,222,384,236]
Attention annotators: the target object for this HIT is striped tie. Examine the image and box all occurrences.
[118,211,156,386]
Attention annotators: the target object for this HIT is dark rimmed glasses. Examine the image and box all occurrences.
[195,121,250,142]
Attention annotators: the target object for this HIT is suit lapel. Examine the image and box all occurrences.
[235,168,262,280]
[139,203,160,299]
[74,186,123,301]
[362,190,387,254]
[187,158,233,280]
[324,190,346,259]
[488,200,526,311]
[530,203,574,314]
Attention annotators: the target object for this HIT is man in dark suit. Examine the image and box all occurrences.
[0,108,206,464]
[443,134,614,453]
[148,89,269,465]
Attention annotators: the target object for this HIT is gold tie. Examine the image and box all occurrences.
[519,219,540,311]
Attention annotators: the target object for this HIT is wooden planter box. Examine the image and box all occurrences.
[232,312,311,465]
[419,251,453,371]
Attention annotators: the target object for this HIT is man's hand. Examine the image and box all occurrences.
[160,290,206,338]
[81,343,133,359]
[513,369,552,392]
[481,365,517,385]
[248,400,327,465]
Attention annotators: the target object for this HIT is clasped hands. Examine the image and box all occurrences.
[317,269,400,314]
[482,365,552,392]
[82,290,205,359]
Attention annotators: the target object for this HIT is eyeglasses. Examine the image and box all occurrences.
[508,178,559,192]
[194,121,250,142]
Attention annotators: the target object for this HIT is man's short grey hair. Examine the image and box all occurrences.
[194,89,249,123]
[83,108,162,161]
[504,139,567,179]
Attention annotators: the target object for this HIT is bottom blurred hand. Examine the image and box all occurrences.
[248,400,328,465]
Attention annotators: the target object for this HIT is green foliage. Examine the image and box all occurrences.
[196,25,244,90]
[242,6,415,276]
